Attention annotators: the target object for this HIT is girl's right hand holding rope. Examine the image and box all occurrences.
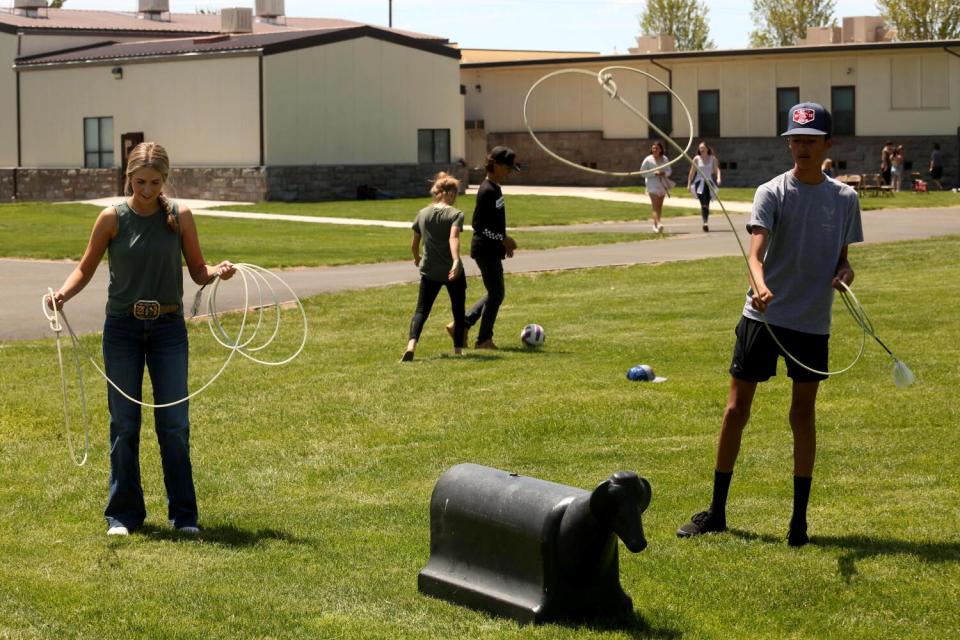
[47,291,66,310]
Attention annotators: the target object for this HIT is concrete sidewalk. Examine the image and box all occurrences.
[471,184,755,213]
[5,206,958,342]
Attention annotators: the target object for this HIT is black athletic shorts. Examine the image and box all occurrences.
[729,316,829,383]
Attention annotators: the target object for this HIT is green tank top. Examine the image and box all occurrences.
[106,201,184,316]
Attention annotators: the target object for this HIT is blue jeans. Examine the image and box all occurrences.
[102,313,197,530]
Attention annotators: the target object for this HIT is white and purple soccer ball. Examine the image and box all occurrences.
[520,323,545,348]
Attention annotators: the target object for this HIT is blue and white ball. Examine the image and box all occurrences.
[627,364,667,383]
[520,323,545,348]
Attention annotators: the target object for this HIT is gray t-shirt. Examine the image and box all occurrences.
[412,204,464,282]
[742,171,864,335]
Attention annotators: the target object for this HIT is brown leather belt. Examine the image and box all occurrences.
[132,300,179,320]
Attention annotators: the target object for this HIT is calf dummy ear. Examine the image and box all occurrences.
[590,479,624,517]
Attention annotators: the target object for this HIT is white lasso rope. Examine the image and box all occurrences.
[42,263,308,466]
[524,66,914,386]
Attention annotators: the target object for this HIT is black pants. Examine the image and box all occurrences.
[465,254,505,344]
[408,273,467,347]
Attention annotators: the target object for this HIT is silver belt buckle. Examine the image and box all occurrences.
[133,300,160,320]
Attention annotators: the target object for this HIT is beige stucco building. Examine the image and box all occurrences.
[460,32,960,187]
[1,1,465,201]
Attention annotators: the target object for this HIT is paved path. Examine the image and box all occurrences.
[4,206,958,342]
[481,184,755,213]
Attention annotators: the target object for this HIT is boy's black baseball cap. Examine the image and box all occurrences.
[782,102,832,136]
[490,146,521,171]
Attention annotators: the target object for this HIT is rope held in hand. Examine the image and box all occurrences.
[42,263,308,466]
[523,66,914,385]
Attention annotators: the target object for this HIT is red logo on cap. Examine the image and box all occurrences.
[793,108,816,125]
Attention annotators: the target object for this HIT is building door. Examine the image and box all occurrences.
[119,132,144,195]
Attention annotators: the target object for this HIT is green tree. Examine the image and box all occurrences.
[749,0,836,47]
[49,0,66,7]
[637,0,714,51]
[876,0,960,40]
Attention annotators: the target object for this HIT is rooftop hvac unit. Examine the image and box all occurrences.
[221,7,253,34]
[255,0,285,18]
[138,0,170,12]
[13,0,48,18]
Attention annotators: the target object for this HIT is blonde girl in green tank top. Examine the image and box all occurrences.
[48,142,236,536]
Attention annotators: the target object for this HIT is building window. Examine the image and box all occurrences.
[776,87,799,135]
[648,92,672,137]
[84,117,114,168]
[418,129,450,164]
[831,86,855,136]
[698,90,720,138]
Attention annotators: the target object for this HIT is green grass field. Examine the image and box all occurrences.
[611,185,960,210]
[0,202,660,268]
[1,237,958,639]
[209,194,694,225]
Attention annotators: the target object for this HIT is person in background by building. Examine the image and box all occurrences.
[688,141,722,232]
[820,158,835,179]
[459,146,519,350]
[641,141,672,233]
[401,172,466,362]
[676,102,863,548]
[47,142,236,537]
[880,141,894,186]
[929,143,944,191]
[890,145,904,192]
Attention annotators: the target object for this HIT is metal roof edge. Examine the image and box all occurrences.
[461,39,960,69]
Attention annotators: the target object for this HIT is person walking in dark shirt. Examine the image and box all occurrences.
[455,146,519,349]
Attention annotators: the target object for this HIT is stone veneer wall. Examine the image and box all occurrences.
[486,131,959,189]
[0,169,14,201]
[169,167,266,202]
[2,164,470,202]
[1,168,120,201]
[263,163,469,201]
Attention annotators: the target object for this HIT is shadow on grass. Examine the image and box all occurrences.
[137,522,313,547]
[728,528,960,583]
[557,610,682,639]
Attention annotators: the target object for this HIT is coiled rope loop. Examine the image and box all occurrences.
[42,263,308,466]
[523,66,913,385]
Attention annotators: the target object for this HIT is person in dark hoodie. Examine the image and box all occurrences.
[452,146,519,350]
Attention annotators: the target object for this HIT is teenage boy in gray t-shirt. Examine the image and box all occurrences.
[678,102,864,547]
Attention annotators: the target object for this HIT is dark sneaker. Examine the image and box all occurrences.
[677,510,727,538]
[400,350,415,362]
[787,520,809,547]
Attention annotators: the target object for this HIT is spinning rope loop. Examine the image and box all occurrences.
[523,66,914,385]
[42,263,308,466]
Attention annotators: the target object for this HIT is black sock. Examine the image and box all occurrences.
[792,476,812,526]
[709,470,733,518]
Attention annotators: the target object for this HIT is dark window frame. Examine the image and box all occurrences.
[698,89,720,138]
[776,87,800,136]
[417,128,451,164]
[647,91,672,137]
[831,85,856,136]
[83,116,114,168]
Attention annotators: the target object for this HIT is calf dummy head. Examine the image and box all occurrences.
[589,471,652,552]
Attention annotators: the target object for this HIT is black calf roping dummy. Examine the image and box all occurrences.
[418,463,652,624]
